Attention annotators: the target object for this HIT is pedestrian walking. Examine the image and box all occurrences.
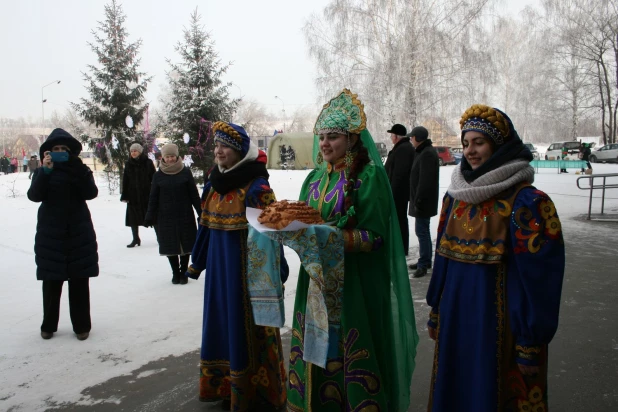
[407,126,440,278]
[384,123,415,255]
[425,104,565,411]
[28,155,40,179]
[143,143,201,285]
[27,128,99,341]
[120,143,156,247]
[186,121,289,411]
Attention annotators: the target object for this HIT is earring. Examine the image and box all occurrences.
[344,134,353,168]
[316,152,323,165]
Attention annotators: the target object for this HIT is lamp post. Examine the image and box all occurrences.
[274,95,286,133]
[41,80,61,130]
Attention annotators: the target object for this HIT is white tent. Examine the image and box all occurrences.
[266,132,315,170]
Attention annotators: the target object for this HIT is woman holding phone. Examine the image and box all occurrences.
[28,128,99,341]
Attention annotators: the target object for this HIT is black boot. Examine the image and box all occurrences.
[167,256,180,284]
[127,226,141,248]
[179,255,190,285]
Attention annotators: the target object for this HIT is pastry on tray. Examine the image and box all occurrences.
[257,200,324,230]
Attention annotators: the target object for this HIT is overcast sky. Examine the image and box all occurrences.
[0,0,539,122]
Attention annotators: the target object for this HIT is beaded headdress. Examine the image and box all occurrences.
[313,88,367,135]
[213,121,251,157]
[460,104,511,145]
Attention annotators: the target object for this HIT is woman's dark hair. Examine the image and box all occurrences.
[343,134,370,228]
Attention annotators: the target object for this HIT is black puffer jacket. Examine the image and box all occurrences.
[121,154,156,226]
[145,167,201,255]
[28,157,99,281]
[408,139,440,218]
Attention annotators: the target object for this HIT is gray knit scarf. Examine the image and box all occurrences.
[448,159,535,204]
[159,157,184,175]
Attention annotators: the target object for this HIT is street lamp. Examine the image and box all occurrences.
[274,95,286,133]
[41,80,61,130]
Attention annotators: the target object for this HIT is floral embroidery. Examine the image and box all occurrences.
[319,329,381,411]
[518,398,532,411]
[514,194,562,254]
[508,371,547,412]
[251,366,270,387]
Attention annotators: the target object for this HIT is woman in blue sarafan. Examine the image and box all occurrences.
[426,104,565,412]
[185,121,288,411]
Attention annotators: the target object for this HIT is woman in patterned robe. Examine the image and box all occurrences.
[186,122,288,411]
[287,89,418,411]
[426,104,565,412]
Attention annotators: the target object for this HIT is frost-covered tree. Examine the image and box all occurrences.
[161,8,238,181]
[304,0,492,133]
[71,0,151,188]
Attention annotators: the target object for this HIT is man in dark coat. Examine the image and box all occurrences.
[407,126,440,278]
[384,123,415,255]
[27,128,99,340]
[121,143,156,247]
[28,155,40,179]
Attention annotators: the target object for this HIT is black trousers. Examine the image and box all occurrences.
[394,199,409,255]
[41,278,91,334]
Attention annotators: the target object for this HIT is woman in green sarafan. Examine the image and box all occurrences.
[287,89,418,411]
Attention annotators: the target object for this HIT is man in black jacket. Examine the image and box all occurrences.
[407,126,440,278]
[384,123,415,255]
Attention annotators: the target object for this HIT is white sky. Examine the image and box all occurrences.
[0,0,540,121]
[1,160,617,411]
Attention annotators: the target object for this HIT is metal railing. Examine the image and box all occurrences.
[576,173,618,220]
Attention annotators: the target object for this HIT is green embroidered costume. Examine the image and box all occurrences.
[287,89,418,411]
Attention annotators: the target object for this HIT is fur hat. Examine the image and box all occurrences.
[130,143,144,153]
[460,104,512,145]
[212,121,251,158]
[161,143,179,157]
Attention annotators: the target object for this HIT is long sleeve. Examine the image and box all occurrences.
[508,187,565,365]
[77,166,98,200]
[339,165,390,253]
[187,171,202,216]
[187,183,211,280]
[27,168,51,202]
[120,165,130,201]
[426,194,455,328]
[144,174,160,222]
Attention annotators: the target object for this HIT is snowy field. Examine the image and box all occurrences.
[1,162,618,411]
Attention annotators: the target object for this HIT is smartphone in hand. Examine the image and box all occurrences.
[50,152,69,162]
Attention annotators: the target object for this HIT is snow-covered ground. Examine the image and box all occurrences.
[1,162,618,411]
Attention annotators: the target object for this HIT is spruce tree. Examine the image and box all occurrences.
[72,0,151,189]
[162,8,238,182]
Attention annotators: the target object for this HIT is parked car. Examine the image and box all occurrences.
[523,143,540,159]
[435,146,456,166]
[545,141,584,160]
[375,142,388,163]
[450,147,463,164]
[590,143,618,163]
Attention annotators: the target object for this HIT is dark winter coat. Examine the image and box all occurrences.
[145,167,201,256]
[28,158,40,171]
[408,139,440,219]
[120,154,156,226]
[27,158,99,281]
[384,137,415,204]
